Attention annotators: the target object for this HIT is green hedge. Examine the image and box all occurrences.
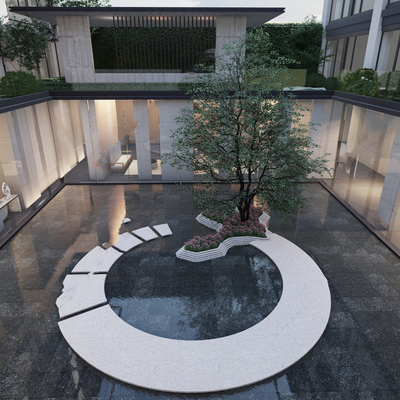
[0,71,40,97]
[91,27,216,71]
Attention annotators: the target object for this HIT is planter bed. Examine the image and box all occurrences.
[176,211,271,263]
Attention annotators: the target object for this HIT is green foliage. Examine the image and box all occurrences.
[38,77,73,91]
[325,76,339,90]
[91,26,216,71]
[0,71,40,97]
[163,33,330,222]
[247,16,329,73]
[1,17,58,77]
[44,0,111,6]
[305,72,326,87]
[338,68,379,96]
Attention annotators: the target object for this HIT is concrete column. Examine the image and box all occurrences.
[132,101,152,180]
[156,100,194,181]
[363,0,389,69]
[56,16,96,83]
[215,16,247,66]
[80,100,107,180]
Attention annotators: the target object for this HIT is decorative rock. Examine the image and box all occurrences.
[72,246,123,274]
[114,233,143,252]
[56,274,107,319]
[123,218,131,224]
[132,227,158,241]
[153,223,173,237]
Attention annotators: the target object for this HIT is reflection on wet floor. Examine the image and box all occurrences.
[106,245,282,340]
[0,183,400,399]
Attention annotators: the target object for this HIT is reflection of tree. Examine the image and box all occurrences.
[170,253,283,340]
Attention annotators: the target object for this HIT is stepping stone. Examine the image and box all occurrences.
[56,274,107,319]
[72,246,123,274]
[114,232,143,252]
[132,227,158,241]
[153,223,173,237]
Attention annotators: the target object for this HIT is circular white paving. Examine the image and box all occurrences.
[56,227,331,393]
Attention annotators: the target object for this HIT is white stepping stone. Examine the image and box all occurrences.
[56,274,107,319]
[72,246,123,274]
[123,218,131,224]
[114,232,143,252]
[153,223,173,237]
[132,227,158,241]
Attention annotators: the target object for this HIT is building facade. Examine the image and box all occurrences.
[322,0,400,77]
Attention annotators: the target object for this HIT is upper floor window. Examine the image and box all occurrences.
[330,0,375,22]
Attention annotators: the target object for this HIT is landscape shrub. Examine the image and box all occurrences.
[0,71,40,97]
[184,206,266,252]
[305,72,326,87]
[338,68,379,97]
[325,76,339,90]
[39,77,73,91]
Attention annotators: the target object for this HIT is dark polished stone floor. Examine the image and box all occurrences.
[0,183,400,399]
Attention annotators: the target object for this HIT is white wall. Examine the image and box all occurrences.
[0,100,84,209]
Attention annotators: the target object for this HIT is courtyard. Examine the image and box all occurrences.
[0,183,399,399]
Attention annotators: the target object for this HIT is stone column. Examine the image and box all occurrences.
[56,16,96,83]
[156,100,194,181]
[80,100,107,180]
[363,0,389,69]
[215,16,247,66]
[132,101,152,180]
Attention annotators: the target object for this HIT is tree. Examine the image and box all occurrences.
[248,16,331,74]
[163,33,330,222]
[2,17,58,78]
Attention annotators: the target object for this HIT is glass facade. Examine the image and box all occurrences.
[330,0,373,21]
[322,102,400,252]
[376,30,400,74]
[326,34,368,77]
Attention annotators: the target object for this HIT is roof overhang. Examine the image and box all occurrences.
[9,7,285,27]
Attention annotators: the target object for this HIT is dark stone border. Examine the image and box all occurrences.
[9,7,285,28]
[331,90,400,118]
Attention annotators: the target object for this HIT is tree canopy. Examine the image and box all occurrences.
[0,17,58,77]
[163,32,330,222]
[248,16,329,73]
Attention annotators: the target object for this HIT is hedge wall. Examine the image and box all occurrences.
[91,27,216,72]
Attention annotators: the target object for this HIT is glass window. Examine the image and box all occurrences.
[325,40,337,76]
[353,0,363,14]
[351,34,368,70]
[361,0,374,12]
[342,0,352,18]
[343,36,356,72]
[334,39,345,76]
[330,0,345,21]
[377,30,400,73]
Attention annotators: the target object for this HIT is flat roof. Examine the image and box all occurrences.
[9,7,285,27]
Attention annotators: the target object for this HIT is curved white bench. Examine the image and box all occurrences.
[57,233,331,393]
